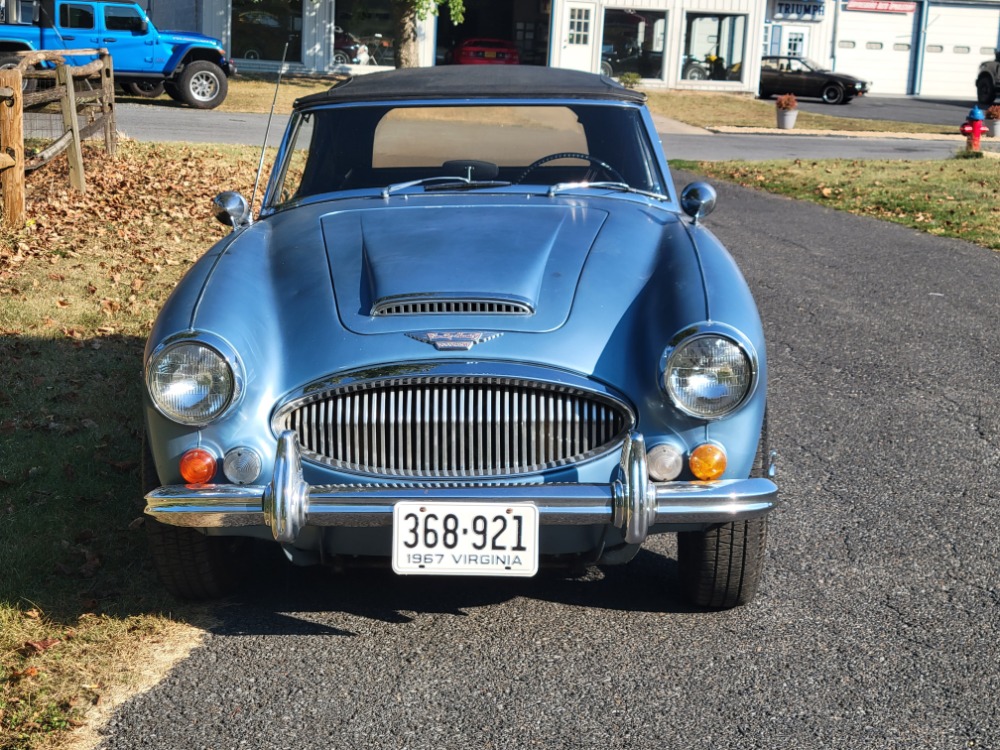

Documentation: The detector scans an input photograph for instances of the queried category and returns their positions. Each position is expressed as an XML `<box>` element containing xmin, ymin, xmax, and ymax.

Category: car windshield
<box><xmin>266</xmin><ymin>102</ymin><xmax>667</xmax><ymax>208</ymax></box>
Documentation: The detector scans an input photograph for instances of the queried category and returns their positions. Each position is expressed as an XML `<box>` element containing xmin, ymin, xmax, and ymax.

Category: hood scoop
<box><xmin>322</xmin><ymin>204</ymin><xmax>609</xmax><ymax>334</ymax></box>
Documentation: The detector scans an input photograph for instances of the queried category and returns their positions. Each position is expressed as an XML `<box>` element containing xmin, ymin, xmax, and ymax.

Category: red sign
<box><xmin>845</xmin><ymin>0</ymin><xmax>917</xmax><ymax>11</ymax></box>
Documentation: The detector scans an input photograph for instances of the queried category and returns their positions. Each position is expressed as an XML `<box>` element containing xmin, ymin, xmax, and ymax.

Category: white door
<box><xmin>560</xmin><ymin>1</ymin><xmax>598</xmax><ymax>72</ymax></box>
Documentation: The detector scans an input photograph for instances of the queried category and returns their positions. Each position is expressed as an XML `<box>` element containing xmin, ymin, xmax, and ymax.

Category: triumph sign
<box><xmin>772</xmin><ymin>0</ymin><xmax>825</xmax><ymax>19</ymax></box>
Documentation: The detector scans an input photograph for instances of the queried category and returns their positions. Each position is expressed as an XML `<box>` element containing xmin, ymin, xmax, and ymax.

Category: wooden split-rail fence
<box><xmin>0</xmin><ymin>48</ymin><xmax>117</xmax><ymax>229</ymax></box>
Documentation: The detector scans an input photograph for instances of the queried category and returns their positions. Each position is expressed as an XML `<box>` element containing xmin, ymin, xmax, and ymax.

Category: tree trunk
<box><xmin>392</xmin><ymin>0</ymin><xmax>421</xmax><ymax>68</ymax></box>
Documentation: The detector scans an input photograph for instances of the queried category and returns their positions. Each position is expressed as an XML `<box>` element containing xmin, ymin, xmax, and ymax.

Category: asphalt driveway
<box><xmin>794</xmin><ymin>95</ymin><xmax>980</xmax><ymax>126</ymax></box>
<box><xmin>96</xmin><ymin>172</ymin><xmax>1000</xmax><ymax>750</ymax></box>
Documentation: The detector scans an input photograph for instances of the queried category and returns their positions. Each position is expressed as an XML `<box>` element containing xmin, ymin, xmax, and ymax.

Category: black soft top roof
<box><xmin>294</xmin><ymin>66</ymin><xmax>647</xmax><ymax>109</ymax></box>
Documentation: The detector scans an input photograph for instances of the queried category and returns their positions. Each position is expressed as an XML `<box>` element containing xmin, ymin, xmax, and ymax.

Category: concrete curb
<box><xmin>706</xmin><ymin>125</ymin><xmax>964</xmax><ymax>140</ymax></box>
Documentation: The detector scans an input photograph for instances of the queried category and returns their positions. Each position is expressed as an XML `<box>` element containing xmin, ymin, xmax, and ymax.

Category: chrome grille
<box><xmin>372</xmin><ymin>299</ymin><xmax>532</xmax><ymax>316</ymax></box>
<box><xmin>277</xmin><ymin>378</ymin><xmax>631</xmax><ymax>478</ymax></box>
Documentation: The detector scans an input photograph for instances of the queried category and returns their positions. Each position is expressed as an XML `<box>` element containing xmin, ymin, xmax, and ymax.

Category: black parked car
<box><xmin>759</xmin><ymin>56</ymin><xmax>870</xmax><ymax>105</ymax></box>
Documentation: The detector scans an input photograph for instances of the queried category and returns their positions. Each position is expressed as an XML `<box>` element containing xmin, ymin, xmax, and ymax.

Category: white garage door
<box><xmin>920</xmin><ymin>6</ymin><xmax>1000</xmax><ymax>96</ymax></box>
<box><xmin>834</xmin><ymin>9</ymin><xmax>915</xmax><ymax>95</ymax></box>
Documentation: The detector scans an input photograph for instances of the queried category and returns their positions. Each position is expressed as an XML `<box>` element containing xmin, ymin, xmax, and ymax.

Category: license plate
<box><xmin>485</xmin><ymin>50</ymin><xmax>497</xmax><ymax>58</ymax></box>
<box><xmin>392</xmin><ymin>502</ymin><xmax>538</xmax><ymax>577</ymax></box>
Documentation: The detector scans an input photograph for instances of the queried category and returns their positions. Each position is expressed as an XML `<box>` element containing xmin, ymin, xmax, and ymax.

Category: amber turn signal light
<box><xmin>689</xmin><ymin>443</ymin><xmax>727</xmax><ymax>481</ymax></box>
<box><xmin>179</xmin><ymin>448</ymin><xmax>217</xmax><ymax>484</ymax></box>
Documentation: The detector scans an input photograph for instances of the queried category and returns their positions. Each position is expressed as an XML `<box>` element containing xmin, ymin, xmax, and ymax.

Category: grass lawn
<box><xmin>1</xmin><ymin>142</ymin><xmax>261</xmax><ymax>750</ymax></box>
<box><xmin>643</xmin><ymin>90</ymin><xmax>952</xmax><ymax>135</ymax></box>
<box><xmin>671</xmin><ymin>157</ymin><xmax>1000</xmax><ymax>251</ymax></box>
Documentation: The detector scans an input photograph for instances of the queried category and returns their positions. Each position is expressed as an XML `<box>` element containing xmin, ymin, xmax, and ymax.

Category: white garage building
<box><xmin>152</xmin><ymin>0</ymin><xmax>1000</xmax><ymax>97</ymax></box>
<box><xmin>768</xmin><ymin>0</ymin><xmax>1000</xmax><ymax>95</ymax></box>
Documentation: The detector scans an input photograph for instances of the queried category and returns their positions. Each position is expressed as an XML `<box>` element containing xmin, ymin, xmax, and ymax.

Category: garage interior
<box><xmin>435</xmin><ymin>0</ymin><xmax>552</xmax><ymax>65</ymax></box>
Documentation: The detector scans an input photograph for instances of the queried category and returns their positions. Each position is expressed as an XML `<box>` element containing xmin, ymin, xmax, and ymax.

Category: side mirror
<box><xmin>680</xmin><ymin>182</ymin><xmax>717</xmax><ymax>224</ymax></box>
<box><xmin>213</xmin><ymin>191</ymin><xmax>251</xmax><ymax>231</ymax></box>
<box><xmin>139</xmin><ymin>20</ymin><xmax>149</xmax><ymax>34</ymax></box>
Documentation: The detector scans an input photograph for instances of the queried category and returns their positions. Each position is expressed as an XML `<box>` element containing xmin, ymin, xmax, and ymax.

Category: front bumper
<box><xmin>145</xmin><ymin>431</ymin><xmax>778</xmax><ymax>547</ymax></box>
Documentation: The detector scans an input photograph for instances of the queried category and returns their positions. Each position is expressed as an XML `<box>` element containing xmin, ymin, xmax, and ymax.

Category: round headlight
<box><xmin>664</xmin><ymin>336</ymin><xmax>752</xmax><ymax>419</ymax></box>
<box><xmin>148</xmin><ymin>342</ymin><xmax>236</xmax><ymax>425</ymax></box>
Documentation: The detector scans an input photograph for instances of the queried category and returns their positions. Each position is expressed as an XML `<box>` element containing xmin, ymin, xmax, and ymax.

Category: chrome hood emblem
<box><xmin>407</xmin><ymin>331</ymin><xmax>503</xmax><ymax>351</ymax></box>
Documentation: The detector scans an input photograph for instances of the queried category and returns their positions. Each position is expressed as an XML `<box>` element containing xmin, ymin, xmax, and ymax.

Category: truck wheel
<box><xmin>676</xmin><ymin>412</ymin><xmax>771</xmax><ymax>609</ymax></box>
<box><xmin>123</xmin><ymin>80</ymin><xmax>165</xmax><ymax>98</ymax></box>
<box><xmin>0</xmin><ymin>56</ymin><xmax>37</xmax><ymax>94</ymax></box>
<box><xmin>977</xmin><ymin>75</ymin><xmax>997</xmax><ymax>107</ymax></box>
<box><xmin>143</xmin><ymin>439</ymin><xmax>245</xmax><ymax>599</ymax></box>
<box><xmin>175</xmin><ymin>60</ymin><xmax>228</xmax><ymax>109</ymax></box>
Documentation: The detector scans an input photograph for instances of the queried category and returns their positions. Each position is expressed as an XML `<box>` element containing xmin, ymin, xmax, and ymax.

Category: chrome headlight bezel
<box><xmin>660</xmin><ymin>324</ymin><xmax>758</xmax><ymax>420</ymax></box>
<box><xmin>146</xmin><ymin>333</ymin><xmax>244</xmax><ymax>426</ymax></box>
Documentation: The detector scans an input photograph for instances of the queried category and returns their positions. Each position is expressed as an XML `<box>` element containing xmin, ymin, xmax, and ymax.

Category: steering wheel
<box><xmin>515</xmin><ymin>152</ymin><xmax>625</xmax><ymax>185</ymax></box>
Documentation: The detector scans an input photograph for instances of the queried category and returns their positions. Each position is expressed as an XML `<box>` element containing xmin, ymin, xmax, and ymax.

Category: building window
<box><xmin>839</xmin><ymin>40</ymin><xmax>856</xmax><ymax>49</ymax></box>
<box><xmin>681</xmin><ymin>13</ymin><xmax>747</xmax><ymax>82</ymax></box>
<box><xmin>336</xmin><ymin>0</ymin><xmax>395</xmax><ymax>66</ymax></box>
<box><xmin>953</xmin><ymin>46</ymin><xmax>970</xmax><ymax>54</ymax></box>
<box><xmin>893</xmin><ymin>43</ymin><xmax>910</xmax><ymax>51</ymax></box>
<box><xmin>865</xmin><ymin>42</ymin><xmax>882</xmax><ymax>50</ymax></box>
<box><xmin>926</xmin><ymin>45</ymin><xmax>943</xmax><ymax>53</ymax></box>
<box><xmin>982</xmin><ymin>47</ymin><xmax>997</xmax><ymax>55</ymax></box>
<box><xmin>601</xmin><ymin>9</ymin><xmax>667</xmax><ymax>79</ymax></box>
<box><xmin>232</xmin><ymin>1</ymin><xmax>303</xmax><ymax>63</ymax></box>
<box><xmin>569</xmin><ymin>8</ymin><xmax>591</xmax><ymax>45</ymax></box>
<box><xmin>786</xmin><ymin>31</ymin><xmax>805</xmax><ymax>57</ymax></box>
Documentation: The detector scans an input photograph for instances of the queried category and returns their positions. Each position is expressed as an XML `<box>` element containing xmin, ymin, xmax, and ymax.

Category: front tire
<box><xmin>143</xmin><ymin>439</ymin><xmax>245</xmax><ymax>600</ymax></box>
<box><xmin>676</xmin><ymin>414</ymin><xmax>771</xmax><ymax>609</ymax></box>
<box><xmin>175</xmin><ymin>61</ymin><xmax>228</xmax><ymax>109</ymax></box>
<box><xmin>977</xmin><ymin>75</ymin><xmax>997</xmax><ymax>107</ymax></box>
<box><xmin>821</xmin><ymin>82</ymin><xmax>845</xmax><ymax>105</ymax></box>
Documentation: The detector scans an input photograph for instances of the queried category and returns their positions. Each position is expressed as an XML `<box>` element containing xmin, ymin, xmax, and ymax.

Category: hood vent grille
<box><xmin>373</xmin><ymin>299</ymin><xmax>533</xmax><ymax>316</ymax></box>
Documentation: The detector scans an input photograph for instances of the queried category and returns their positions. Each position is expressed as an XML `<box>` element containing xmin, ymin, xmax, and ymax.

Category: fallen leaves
<box><xmin>22</xmin><ymin>638</ymin><xmax>61</xmax><ymax>655</ymax></box>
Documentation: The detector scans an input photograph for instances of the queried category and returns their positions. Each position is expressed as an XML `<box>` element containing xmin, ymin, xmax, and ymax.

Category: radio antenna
<box><xmin>249</xmin><ymin>42</ymin><xmax>289</xmax><ymax>219</ymax></box>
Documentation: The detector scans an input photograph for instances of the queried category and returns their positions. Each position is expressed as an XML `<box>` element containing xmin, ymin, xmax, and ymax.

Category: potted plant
<box><xmin>775</xmin><ymin>93</ymin><xmax>798</xmax><ymax>130</ymax></box>
<box><xmin>985</xmin><ymin>104</ymin><xmax>1000</xmax><ymax>138</ymax></box>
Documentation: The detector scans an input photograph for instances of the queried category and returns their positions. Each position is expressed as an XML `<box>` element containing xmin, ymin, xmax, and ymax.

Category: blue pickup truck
<box><xmin>0</xmin><ymin>0</ymin><xmax>235</xmax><ymax>108</ymax></box>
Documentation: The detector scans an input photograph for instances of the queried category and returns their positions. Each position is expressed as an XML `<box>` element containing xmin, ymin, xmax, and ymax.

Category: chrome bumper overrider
<box><xmin>145</xmin><ymin>431</ymin><xmax>778</xmax><ymax>546</ymax></box>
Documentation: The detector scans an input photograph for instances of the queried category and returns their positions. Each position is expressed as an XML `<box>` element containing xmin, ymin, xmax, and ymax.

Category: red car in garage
<box><xmin>450</xmin><ymin>38</ymin><xmax>520</xmax><ymax>65</ymax></box>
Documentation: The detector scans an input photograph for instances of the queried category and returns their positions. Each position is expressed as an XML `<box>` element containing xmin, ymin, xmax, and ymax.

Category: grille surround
<box><xmin>273</xmin><ymin>373</ymin><xmax>633</xmax><ymax>479</ymax></box>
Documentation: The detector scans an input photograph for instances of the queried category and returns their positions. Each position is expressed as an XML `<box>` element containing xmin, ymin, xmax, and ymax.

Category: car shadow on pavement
<box><xmin>208</xmin><ymin>543</ymin><xmax>694</xmax><ymax>637</ymax></box>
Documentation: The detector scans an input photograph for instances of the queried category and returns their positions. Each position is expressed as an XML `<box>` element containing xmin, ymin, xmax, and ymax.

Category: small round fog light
<box><xmin>690</xmin><ymin>443</ymin><xmax>727</xmax><ymax>481</ymax></box>
<box><xmin>180</xmin><ymin>448</ymin><xmax>217</xmax><ymax>484</ymax></box>
<box><xmin>647</xmin><ymin>444</ymin><xmax>683</xmax><ymax>481</ymax></box>
<box><xmin>223</xmin><ymin>447</ymin><xmax>262</xmax><ymax>485</ymax></box>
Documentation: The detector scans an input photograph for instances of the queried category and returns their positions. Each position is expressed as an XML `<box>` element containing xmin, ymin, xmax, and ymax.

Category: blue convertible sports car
<box><xmin>142</xmin><ymin>66</ymin><xmax>778</xmax><ymax>609</ymax></box>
